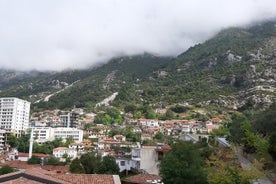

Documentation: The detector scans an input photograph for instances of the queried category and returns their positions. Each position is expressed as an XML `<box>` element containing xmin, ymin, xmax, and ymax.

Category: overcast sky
<box><xmin>0</xmin><ymin>0</ymin><xmax>276</xmax><ymax>71</ymax></box>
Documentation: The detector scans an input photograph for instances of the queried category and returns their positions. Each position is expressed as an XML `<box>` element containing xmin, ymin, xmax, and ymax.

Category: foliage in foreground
<box><xmin>0</xmin><ymin>165</ymin><xmax>15</xmax><ymax>175</ymax></box>
<box><xmin>229</xmin><ymin>104</ymin><xmax>276</xmax><ymax>160</ymax></box>
<box><xmin>207</xmin><ymin>148</ymin><xmax>262</xmax><ymax>184</ymax></box>
<box><xmin>69</xmin><ymin>152</ymin><xmax>119</xmax><ymax>175</ymax></box>
<box><xmin>159</xmin><ymin>141</ymin><xmax>208</xmax><ymax>184</ymax></box>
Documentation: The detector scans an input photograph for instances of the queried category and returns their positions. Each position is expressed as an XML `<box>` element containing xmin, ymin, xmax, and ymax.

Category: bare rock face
<box><xmin>49</xmin><ymin>80</ymin><xmax>69</xmax><ymax>89</ymax></box>
<box><xmin>225</xmin><ymin>50</ymin><xmax>242</xmax><ymax>63</ymax></box>
<box><xmin>158</xmin><ymin>71</ymin><xmax>168</xmax><ymax>77</ymax></box>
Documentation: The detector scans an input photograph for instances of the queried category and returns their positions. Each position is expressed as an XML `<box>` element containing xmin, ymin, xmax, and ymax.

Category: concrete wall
<box><xmin>140</xmin><ymin>147</ymin><xmax>159</xmax><ymax>175</ymax></box>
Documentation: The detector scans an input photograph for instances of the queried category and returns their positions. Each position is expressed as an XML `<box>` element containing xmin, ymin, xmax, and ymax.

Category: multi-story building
<box><xmin>131</xmin><ymin>144</ymin><xmax>171</xmax><ymax>175</ymax></box>
<box><xmin>31</xmin><ymin>127</ymin><xmax>52</xmax><ymax>143</ymax></box>
<box><xmin>0</xmin><ymin>129</ymin><xmax>6</xmax><ymax>148</ymax></box>
<box><xmin>0</xmin><ymin>97</ymin><xmax>30</xmax><ymax>136</ymax></box>
<box><xmin>30</xmin><ymin>127</ymin><xmax>83</xmax><ymax>143</ymax></box>
<box><xmin>53</xmin><ymin>127</ymin><xmax>83</xmax><ymax>142</ymax></box>
<box><xmin>51</xmin><ymin>112</ymin><xmax>79</xmax><ymax>128</ymax></box>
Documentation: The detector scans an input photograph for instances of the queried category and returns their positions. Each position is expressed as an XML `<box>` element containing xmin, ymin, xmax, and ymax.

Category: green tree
<box><xmin>145</xmin><ymin>107</ymin><xmax>156</xmax><ymax>119</ymax></box>
<box><xmin>268</xmin><ymin>132</ymin><xmax>276</xmax><ymax>160</ymax></box>
<box><xmin>84</xmin><ymin>123</ymin><xmax>94</xmax><ymax>130</ymax></box>
<box><xmin>207</xmin><ymin>149</ymin><xmax>262</xmax><ymax>184</ymax></box>
<box><xmin>159</xmin><ymin>141</ymin><xmax>208</xmax><ymax>184</ymax></box>
<box><xmin>65</xmin><ymin>136</ymin><xmax>74</xmax><ymax>147</ymax></box>
<box><xmin>154</xmin><ymin>132</ymin><xmax>164</xmax><ymax>141</ymax></box>
<box><xmin>45</xmin><ymin>157</ymin><xmax>63</xmax><ymax>166</ymax></box>
<box><xmin>70</xmin><ymin>158</ymin><xmax>85</xmax><ymax>174</ymax></box>
<box><xmin>27</xmin><ymin>156</ymin><xmax>41</xmax><ymax>164</ymax></box>
<box><xmin>229</xmin><ymin>112</ymin><xmax>248</xmax><ymax>144</ymax></box>
<box><xmin>94</xmin><ymin>113</ymin><xmax>112</xmax><ymax>125</ymax></box>
<box><xmin>107</xmin><ymin>107</ymin><xmax>123</xmax><ymax>125</ymax></box>
<box><xmin>252</xmin><ymin>104</ymin><xmax>276</xmax><ymax>136</ymax></box>
<box><xmin>17</xmin><ymin>133</ymin><xmax>30</xmax><ymax>153</ymax></box>
<box><xmin>52</xmin><ymin>137</ymin><xmax>63</xmax><ymax>148</ymax></box>
<box><xmin>96</xmin><ymin>155</ymin><xmax>119</xmax><ymax>174</ymax></box>
<box><xmin>80</xmin><ymin>152</ymin><xmax>101</xmax><ymax>174</ymax></box>
<box><xmin>133</xmin><ymin>111</ymin><xmax>142</xmax><ymax>119</ymax></box>
<box><xmin>165</xmin><ymin>109</ymin><xmax>175</xmax><ymax>120</ymax></box>
<box><xmin>0</xmin><ymin>165</ymin><xmax>15</xmax><ymax>175</ymax></box>
<box><xmin>7</xmin><ymin>134</ymin><xmax>19</xmax><ymax>148</ymax></box>
<box><xmin>125</xmin><ymin>129</ymin><xmax>141</xmax><ymax>142</ymax></box>
<box><xmin>124</xmin><ymin>104</ymin><xmax>137</xmax><ymax>113</ymax></box>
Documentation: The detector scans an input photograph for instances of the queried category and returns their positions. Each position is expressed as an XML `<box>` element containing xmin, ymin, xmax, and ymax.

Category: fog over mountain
<box><xmin>1</xmin><ymin>0</ymin><xmax>276</xmax><ymax>71</ymax></box>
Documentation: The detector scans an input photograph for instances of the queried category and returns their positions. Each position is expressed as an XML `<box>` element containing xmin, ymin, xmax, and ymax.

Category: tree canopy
<box><xmin>70</xmin><ymin>152</ymin><xmax>119</xmax><ymax>174</ymax></box>
<box><xmin>159</xmin><ymin>141</ymin><xmax>208</xmax><ymax>184</ymax></box>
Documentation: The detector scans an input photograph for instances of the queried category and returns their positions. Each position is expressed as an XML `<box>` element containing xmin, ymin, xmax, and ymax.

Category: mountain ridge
<box><xmin>0</xmin><ymin>21</ymin><xmax>275</xmax><ymax>111</ymax></box>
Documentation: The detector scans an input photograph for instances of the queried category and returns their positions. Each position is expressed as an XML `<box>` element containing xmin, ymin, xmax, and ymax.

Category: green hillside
<box><xmin>0</xmin><ymin>21</ymin><xmax>275</xmax><ymax>111</ymax></box>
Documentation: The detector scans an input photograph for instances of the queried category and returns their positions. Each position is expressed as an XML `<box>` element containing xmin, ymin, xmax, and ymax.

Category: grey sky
<box><xmin>0</xmin><ymin>0</ymin><xmax>276</xmax><ymax>71</ymax></box>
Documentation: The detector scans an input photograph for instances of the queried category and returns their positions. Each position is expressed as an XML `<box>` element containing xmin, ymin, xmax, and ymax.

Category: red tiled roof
<box><xmin>53</xmin><ymin>147</ymin><xmax>75</xmax><ymax>151</ymax></box>
<box><xmin>0</xmin><ymin>167</ymin><xmax>121</xmax><ymax>184</ymax></box>
<box><xmin>210</xmin><ymin>117</ymin><xmax>222</xmax><ymax>123</ymax></box>
<box><xmin>49</xmin><ymin>174</ymin><xmax>118</xmax><ymax>184</ymax></box>
<box><xmin>18</xmin><ymin>153</ymin><xmax>50</xmax><ymax>158</ymax></box>
<box><xmin>161</xmin><ymin>144</ymin><xmax>171</xmax><ymax>151</ymax></box>
<box><xmin>124</xmin><ymin>174</ymin><xmax>161</xmax><ymax>184</ymax></box>
<box><xmin>0</xmin><ymin>161</ymin><xmax>69</xmax><ymax>172</ymax></box>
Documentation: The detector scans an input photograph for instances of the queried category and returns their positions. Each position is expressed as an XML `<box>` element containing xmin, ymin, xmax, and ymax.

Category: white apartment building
<box><xmin>53</xmin><ymin>147</ymin><xmax>77</xmax><ymax>159</ymax></box>
<box><xmin>31</xmin><ymin>127</ymin><xmax>83</xmax><ymax>143</ymax></box>
<box><xmin>31</xmin><ymin>127</ymin><xmax>52</xmax><ymax>143</ymax></box>
<box><xmin>0</xmin><ymin>129</ymin><xmax>6</xmax><ymax>148</ymax></box>
<box><xmin>0</xmin><ymin>97</ymin><xmax>30</xmax><ymax>135</ymax></box>
<box><xmin>53</xmin><ymin>127</ymin><xmax>83</xmax><ymax>143</ymax></box>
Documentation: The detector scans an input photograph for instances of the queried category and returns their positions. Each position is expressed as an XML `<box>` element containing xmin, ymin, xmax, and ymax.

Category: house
<box><xmin>115</xmin><ymin>157</ymin><xmax>136</xmax><ymax>173</ymax></box>
<box><xmin>182</xmin><ymin>123</ymin><xmax>191</xmax><ymax>133</ymax></box>
<box><xmin>69</xmin><ymin>143</ymin><xmax>85</xmax><ymax>152</ymax></box>
<box><xmin>133</xmin><ymin>126</ymin><xmax>142</xmax><ymax>133</ymax></box>
<box><xmin>131</xmin><ymin>145</ymin><xmax>164</xmax><ymax>175</ymax></box>
<box><xmin>206</xmin><ymin>122</ymin><xmax>220</xmax><ymax>133</ymax></box>
<box><xmin>53</xmin><ymin>147</ymin><xmax>77</xmax><ymax>159</ymax></box>
<box><xmin>138</xmin><ymin>119</ymin><xmax>159</xmax><ymax>127</ymax></box>
<box><xmin>113</xmin><ymin>135</ymin><xmax>126</xmax><ymax>142</ymax></box>
<box><xmin>96</xmin><ymin>138</ymin><xmax>122</xmax><ymax>150</ymax></box>
<box><xmin>141</xmin><ymin>133</ymin><xmax>152</xmax><ymax>141</ymax></box>
<box><xmin>210</xmin><ymin>117</ymin><xmax>223</xmax><ymax>123</ymax></box>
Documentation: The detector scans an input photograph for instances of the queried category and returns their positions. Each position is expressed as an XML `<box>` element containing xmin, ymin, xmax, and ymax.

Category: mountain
<box><xmin>0</xmin><ymin>54</ymin><xmax>171</xmax><ymax>110</ymax></box>
<box><xmin>0</xmin><ymin>21</ymin><xmax>275</xmax><ymax>111</ymax></box>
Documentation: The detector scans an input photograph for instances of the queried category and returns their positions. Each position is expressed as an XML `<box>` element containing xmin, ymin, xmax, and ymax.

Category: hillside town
<box><xmin>0</xmin><ymin>97</ymin><xmax>232</xmax><ymax>183</ymax></box>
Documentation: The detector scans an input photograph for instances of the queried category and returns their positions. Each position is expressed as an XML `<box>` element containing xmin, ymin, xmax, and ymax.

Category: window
<box><xmin>120</xmin><ymin>161</ymin><xmax>125</xmax><ymax>166</ymax></box>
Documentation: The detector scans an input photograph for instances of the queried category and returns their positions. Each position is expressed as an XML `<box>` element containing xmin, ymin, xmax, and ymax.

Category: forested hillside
<box><xmin>0</xmin><ymin>21</ymin><xmax>275</xmax><ymax>111</ymax></box>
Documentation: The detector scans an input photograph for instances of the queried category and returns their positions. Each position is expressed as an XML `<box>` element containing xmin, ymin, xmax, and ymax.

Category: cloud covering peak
<box><xmin>0</xmin><ymin>0</ymin><xmax>276</xmax><ymax>71</ymax></box>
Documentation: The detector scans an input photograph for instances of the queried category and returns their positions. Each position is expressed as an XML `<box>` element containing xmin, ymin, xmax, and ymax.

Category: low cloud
<box><xmin>0</xmin><ymin>0</ymin><xmax>276</xmax><ymax>71</ymax></box>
